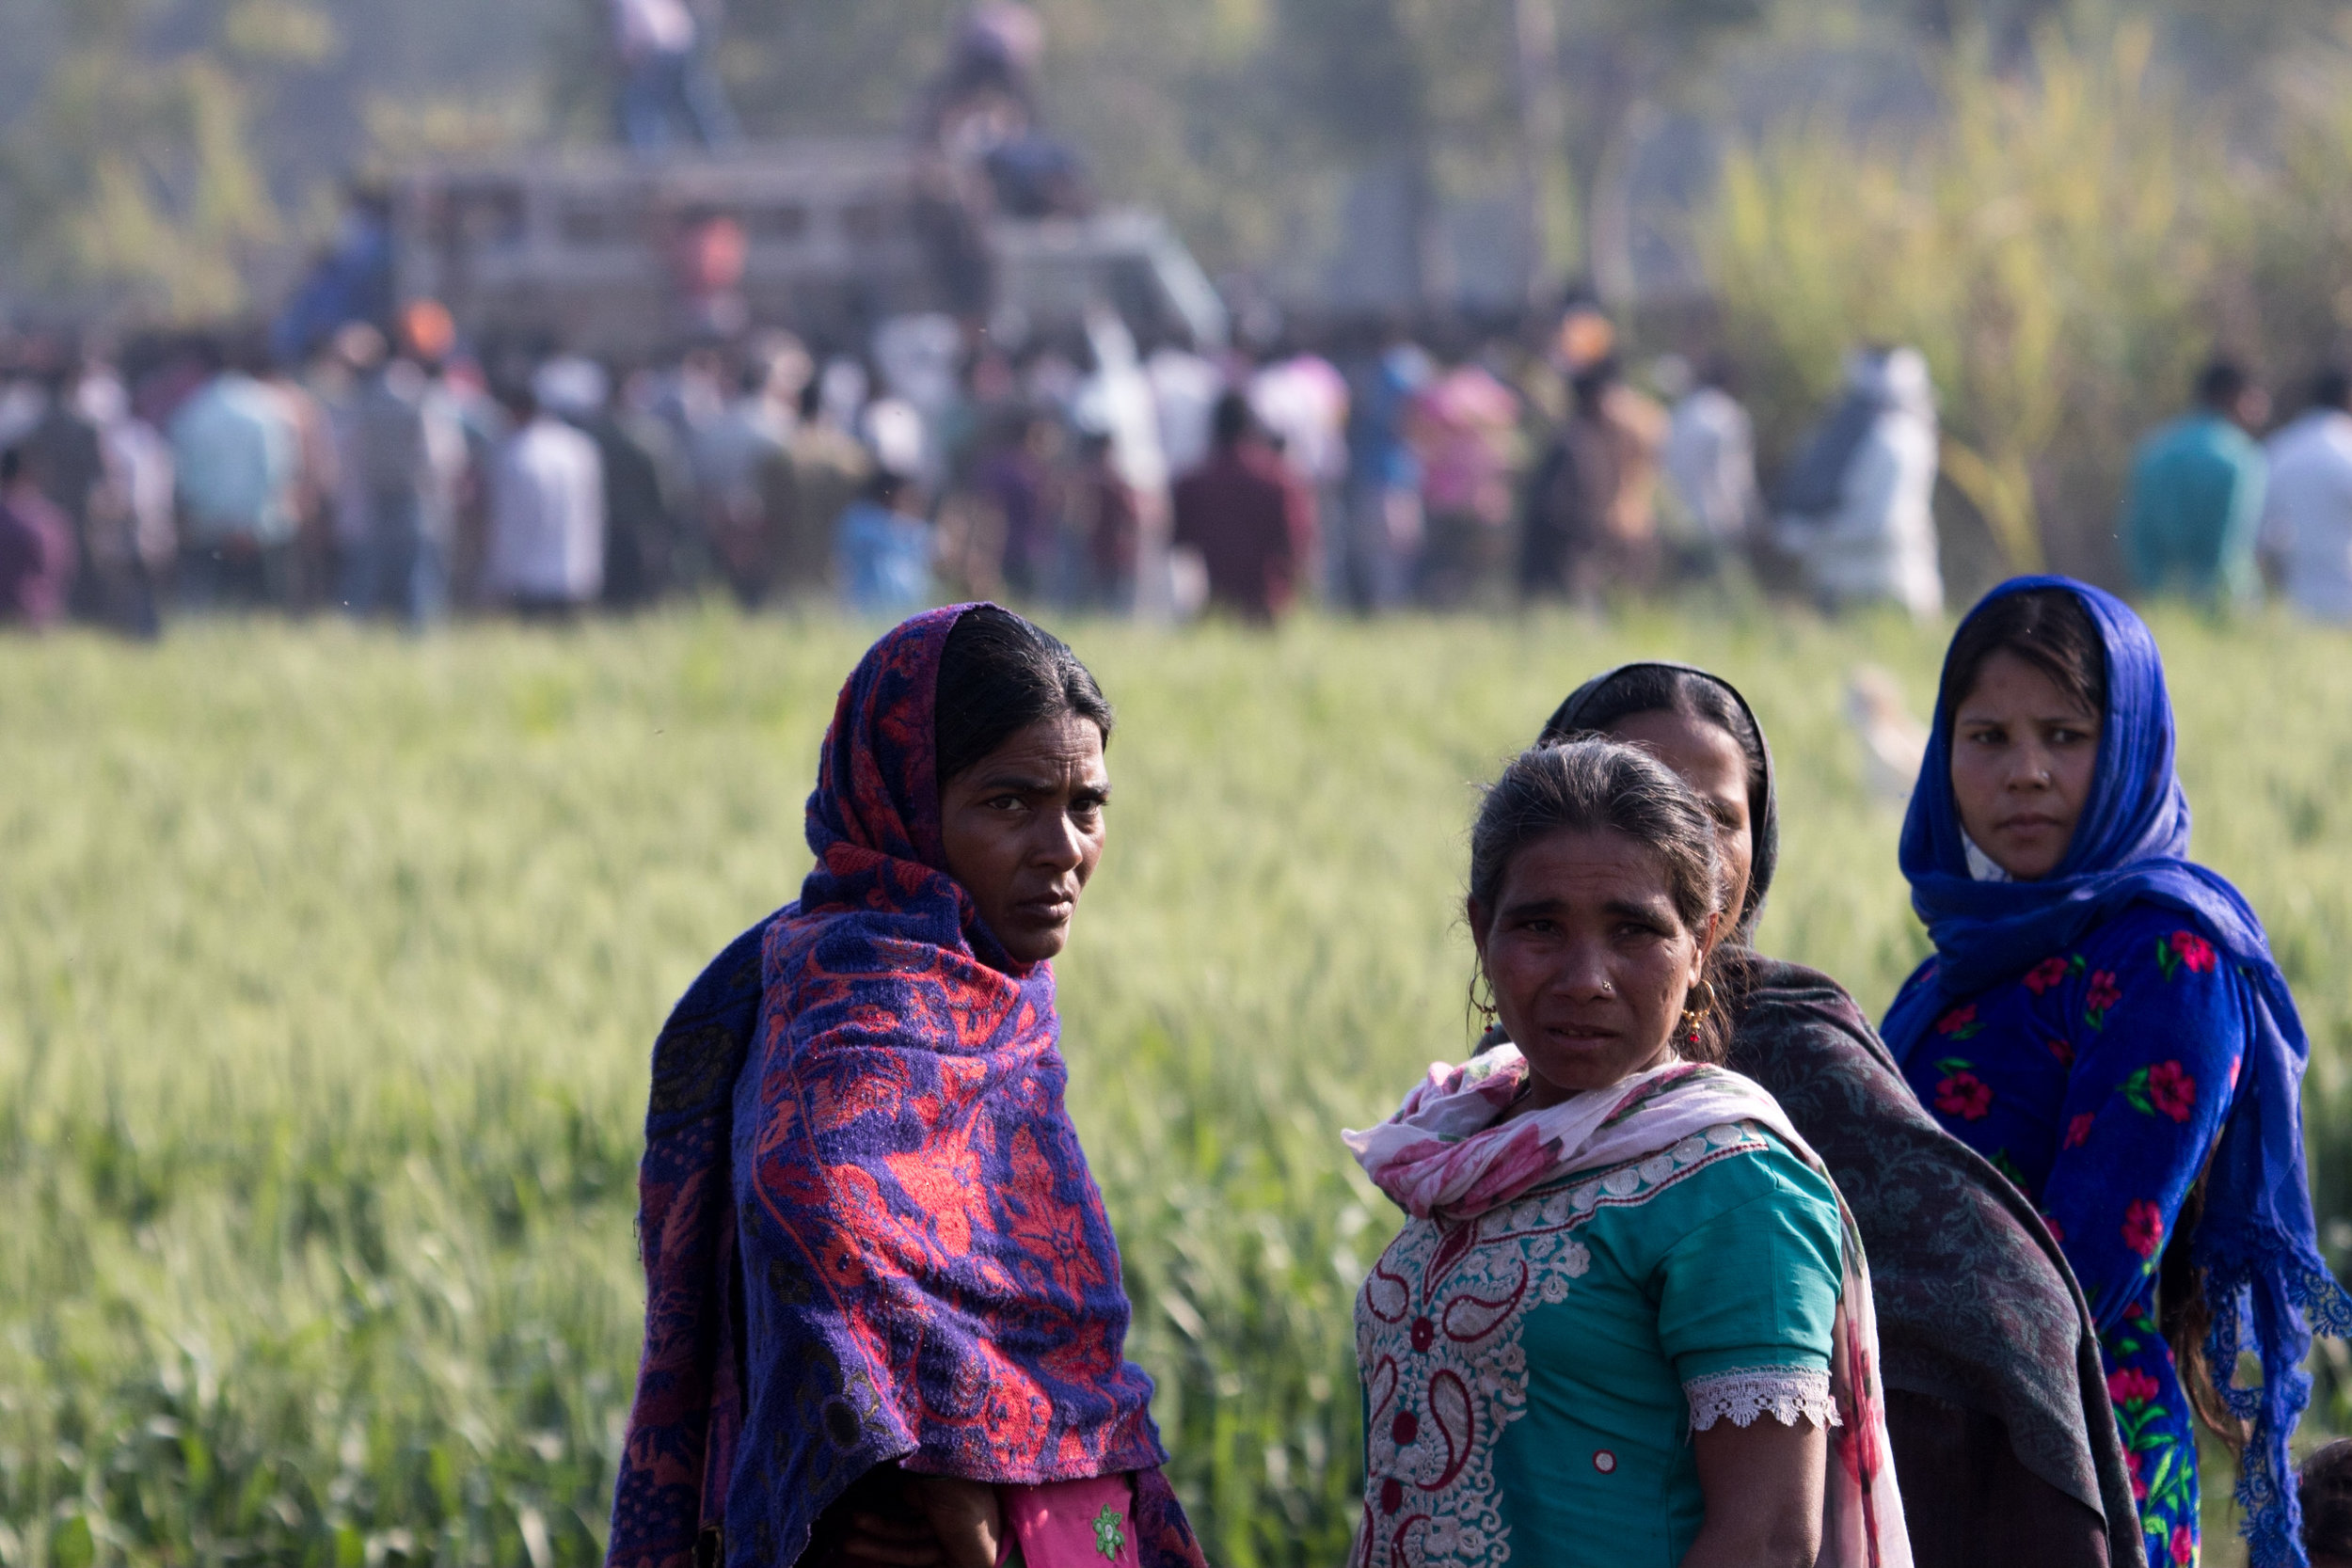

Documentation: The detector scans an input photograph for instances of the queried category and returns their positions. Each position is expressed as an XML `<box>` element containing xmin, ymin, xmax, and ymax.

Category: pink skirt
<box><xmin>995</xmin><ymin>1474</ymin><xmax>1140</xmax><ymax>1568</ymax></box>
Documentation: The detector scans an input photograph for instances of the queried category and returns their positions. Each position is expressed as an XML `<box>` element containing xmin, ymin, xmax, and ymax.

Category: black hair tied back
<box><xmin>1469</xmin><ymin>739</ymin><xmax>1733</xmax><ymax>1062</ymax></box>
<box><xmin>934</xmin><ymin>606</ymin><xmax>1115</xmax><ymax>785</ymax></box>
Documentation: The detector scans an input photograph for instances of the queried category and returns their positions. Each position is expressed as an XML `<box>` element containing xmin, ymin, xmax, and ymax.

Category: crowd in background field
<box><xmin>5</xmin><ymin>291</ymin><xmax>2352</xmax><ymax>637</ymax></box>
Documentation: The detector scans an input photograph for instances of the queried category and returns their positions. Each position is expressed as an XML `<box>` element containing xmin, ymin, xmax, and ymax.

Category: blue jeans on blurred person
<box><xmin>180</xmin><ymin>541</ymin><xmax>295</xmax><ymax>613</ymax></box>
<box><xmin>618</xmin><ymin>49</ymin><xmax>739</xmax><ymax>151</ymax></box>
<box><xmin>340</xmin><ymin>493</ymin><xmax>447</xmax><ymax>628</ymax></box>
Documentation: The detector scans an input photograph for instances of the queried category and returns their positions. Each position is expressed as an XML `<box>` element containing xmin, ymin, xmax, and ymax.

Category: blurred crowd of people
<box><xmin>12</xmin><ymin>282</ymin><xmax>2349</xmax><ymax>637</ymax></box>
<box><xmin>0</xmin><ymin>295</ymin><xmax>1954</xmax><ymax>635</ymax></box>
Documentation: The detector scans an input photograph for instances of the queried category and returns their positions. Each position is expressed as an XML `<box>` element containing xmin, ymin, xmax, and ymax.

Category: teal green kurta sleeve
<box><xmin>1655</xmin><ymin>1139</ymin><xmax>1844</xmax><ymax>1427</ymax></box>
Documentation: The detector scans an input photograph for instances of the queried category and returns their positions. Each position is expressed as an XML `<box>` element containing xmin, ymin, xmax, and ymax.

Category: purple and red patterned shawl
<box><xmin>607</xmin><ymin>606</ymin><xmax>1199</xmax><ymax>1568</ymax></box>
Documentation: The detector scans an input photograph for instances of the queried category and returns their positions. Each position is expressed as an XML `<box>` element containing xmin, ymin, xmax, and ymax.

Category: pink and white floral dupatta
<box><xmin>1344</xmin><ymin>1050</ymin><xmax>1913</xmax><ymax>1568</ymax></box>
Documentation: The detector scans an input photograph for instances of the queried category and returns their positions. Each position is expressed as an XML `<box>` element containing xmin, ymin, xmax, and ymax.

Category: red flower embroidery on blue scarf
<box><xmin>2024</xmin><ymin>957</ymin><xmax>2073</xmax><ymax>994</ymax></box>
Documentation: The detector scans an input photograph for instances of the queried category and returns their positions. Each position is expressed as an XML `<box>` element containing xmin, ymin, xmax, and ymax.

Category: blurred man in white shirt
<box><xmin>1773</xmin><ymin>346</ymin><xmax>1944</xmax><ymax>620</ymax></box>
<box><xmin>2262</xmin><ymin>368</ymin><xmax>2352</xmax><ymax>623</ymax></box>
<box><xmin>485</xmin><ymin>383</ymin><xmax>605</xmax><ymax>616</ymax></box>
<box><xmin>1660</xmin><ymin>356</ymin><xmax>1763</xmax><ymax>568</ymax></box>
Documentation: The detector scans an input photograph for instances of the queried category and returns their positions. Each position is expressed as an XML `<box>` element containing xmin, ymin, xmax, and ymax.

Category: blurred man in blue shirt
<box><xmin>835</xmin><ymin>470</ymin><xmax>933</xmax><ymax>616</ymax></box>
<box><xmin>1343</xmin><ymin>325</ymin><xmax>1431</xmax><ymax>611</ymax></box>
<box><xmin>2120</xmin><ymin>358</ymin><xmax>2269</xmax><ymax>605</ymax></box>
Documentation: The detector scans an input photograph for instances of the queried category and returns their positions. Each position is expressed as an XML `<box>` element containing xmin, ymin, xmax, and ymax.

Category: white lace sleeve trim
<box><xmin>1684</xmin><ymin>1366</ymin><xmax>1841</xmax><ymax>1432</ymax></box>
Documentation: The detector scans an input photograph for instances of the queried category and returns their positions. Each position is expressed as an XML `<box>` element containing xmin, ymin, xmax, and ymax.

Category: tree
<box><xmin>1549</xmin><ymin>0</ymin><xmax>1774</xmax><ymax>306</ymax></box>
<box><xmin>1258</xmin><ymin>0</ymin><xmax>1526</xmax><ymax>309</ymax></box>
<box><xmin>0</xmin><ymin>0</ymin><xmax>338</xmax><ymax>321</ymax></box>
<box><xmin>1703</xmin><ymin>23</ymin><xmax>2233</xmax><ymax>580</ymax></box>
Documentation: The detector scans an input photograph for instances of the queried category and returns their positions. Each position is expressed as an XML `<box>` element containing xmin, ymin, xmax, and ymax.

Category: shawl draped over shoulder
<box><xmin>606</xmin><ymin>606</ymin><xmax>1200</xmax><ymax>1568</ymax></box>
<box><xmin>1882</xmin><ymin>576</ymin><xmax>2352</xmax><ymax>1568</ymax></box>
<box><xmin>1736</xmin><ymin>959</ymin><xmax>2141</xmax><ymax>1568</ymax></box>
<box><xmin>1546</xmin><ymin>661</ymin><xmax>2143</xmax><ymax>1568</ymax></box>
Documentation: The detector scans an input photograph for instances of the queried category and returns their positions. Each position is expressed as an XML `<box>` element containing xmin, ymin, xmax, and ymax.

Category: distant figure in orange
<box><xmin>1171</xmin><ymin>392</ymin><xmax>1315</xmax><ymax>622</ymax></box>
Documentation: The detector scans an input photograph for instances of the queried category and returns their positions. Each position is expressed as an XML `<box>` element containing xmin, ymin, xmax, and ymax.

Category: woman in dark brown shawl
<box><xmin>1528</xmin><ymin>662</ymin><xmax>2145</xmax><ymax>1568</ymax></box>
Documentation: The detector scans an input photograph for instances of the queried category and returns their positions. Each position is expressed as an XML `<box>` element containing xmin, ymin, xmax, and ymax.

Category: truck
<box><xmin>387</xmin><ymin>138</ymin><xmax>1227</xmax><ymax>359</ymax></box>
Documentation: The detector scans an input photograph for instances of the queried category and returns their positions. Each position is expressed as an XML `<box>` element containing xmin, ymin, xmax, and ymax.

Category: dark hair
<box><xmin>1540</xmin><ymin>665</ymin><xmax>1772</xmax><ymax>932</ymax></box>
<box><xmin>2312</xmin><ymin>367</ymin><xmax>2352</xmax><ymax>414</ymax></box>
<box><xmin>866</xmin><ymin>468</ymin><xmax>912</xmax><ymax>509</ymax></box>
<box><xmin>1211</xmin><ymin>391</ymin><xmax>1254</xmax><ymax>447</ymax></box>
<box><xmin>2157</xmin><ymin>1175</ymin><xmax>2245</xmax><ymax>1455</ymax></box>
<box><xmin>1938</xmin><ymin>588</ymin><xmax>2107</xmax><ymax>744</ymax></box>
<box><xmin>2302</xmin><ymin>1439</ymin><xmax>2352</xmax><ymax>1559</ymax></box>
<box><xmin>226</xmin><ymin>329</ymin><xmax>274</xmax><ymax>379</ymax></box>
<box><xmin>934</xmin><ymin>607</ymin><xmax>1115</xmax><ymax>785</ymax></box>
<box><xmin>2195</xmin><ymin>357</ymin><xmax>2250</xmax><ymax>409</ymax></box>
<box><xmin>1469</xmin><ymin>739</ymin><xmax>1731</xmax><ymax>1061</ymax></box>
<box><xmin>1570</xmin><ymin>356</ymin><xmax>1621</xmax><ymax>412</ymax></box>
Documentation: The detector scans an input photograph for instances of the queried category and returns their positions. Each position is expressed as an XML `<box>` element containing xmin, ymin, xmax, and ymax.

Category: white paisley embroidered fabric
<box><xmin>1683</xmin><ymin>1365</ymin><xmax>1841</xmax><ymax>1433</ymax></box>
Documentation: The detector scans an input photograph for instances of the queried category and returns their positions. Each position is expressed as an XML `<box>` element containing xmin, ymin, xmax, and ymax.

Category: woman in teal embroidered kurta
<box><xmin>1345</xmin><ymin>738</ymin><xmax>1908</xmax><ymax>1568</ymax></box>
<box><xmin>1358</xmin><ymin>1121</ymin><xmax>1845</xmax><ymax>1565</ymax></box>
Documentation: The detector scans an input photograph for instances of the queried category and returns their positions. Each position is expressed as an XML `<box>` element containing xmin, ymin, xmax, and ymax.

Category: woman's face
<box><xmin>1470</xmin><ymin>828</ymin><xmax>1713</xmax><ymax>1108</ymax></box>
<box><xmin>1608</xmin><ymin>708</ymin><xmax>1754</xmax><ymax>929</ymax></box>
<box><xmin>939</xmin><ymin>712</ymin><xmax>1108</xmax><ymax>964</ymax></box>
<box><xmin>1948</xmin><ymin>650</ymin><xmax>2102</xmax><ymax>881</ymax></box>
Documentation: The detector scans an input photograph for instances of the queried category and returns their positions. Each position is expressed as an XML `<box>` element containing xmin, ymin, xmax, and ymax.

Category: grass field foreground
<box><xmin>6</xmin><ymin>605</ymin><xmax>2351</xmax><ymax>1566</ymax></box>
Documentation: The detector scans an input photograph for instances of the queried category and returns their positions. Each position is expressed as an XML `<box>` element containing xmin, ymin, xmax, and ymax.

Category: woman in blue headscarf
<box><xmin>1883</xmin><ymin>577</ymin><xmax>2352</xmax><ymax>1568</ymax></box>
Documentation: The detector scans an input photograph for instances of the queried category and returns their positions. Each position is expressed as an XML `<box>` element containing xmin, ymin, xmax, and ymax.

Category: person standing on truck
<box><xmin>611</xmin><ymin>0</ymin><xmax>739</xmax><ymax>152</ymax></box>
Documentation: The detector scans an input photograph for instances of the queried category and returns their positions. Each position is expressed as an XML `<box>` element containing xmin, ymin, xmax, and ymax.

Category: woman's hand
<box><xmin>898</xmin><ymin>1476</ymin><xmax>1003</xmax><ymax>1568</ymax></box>
<box><xmin>1681</xmin><ymin>1416</ymin><xmax>1827</xmax><ymax>1568</ymax></box>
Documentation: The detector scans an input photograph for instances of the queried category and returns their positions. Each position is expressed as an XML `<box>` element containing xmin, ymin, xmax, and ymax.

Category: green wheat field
<box><xmin>7</xmin><ymin>604</ymin><xmax>2351</xmax><ymax>1567</ymax></box>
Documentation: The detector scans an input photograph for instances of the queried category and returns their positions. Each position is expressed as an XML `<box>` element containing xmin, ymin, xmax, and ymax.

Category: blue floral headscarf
<box><xmin>1883</xmin><ymin>575</ymin><xmax>2352</xmax><ymax>1568</ymax></box>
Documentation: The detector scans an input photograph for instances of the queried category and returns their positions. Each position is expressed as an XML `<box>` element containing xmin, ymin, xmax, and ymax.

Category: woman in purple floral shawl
<box><xmin>607</xmin><ymin>606</ymin><xmax>1204</xmax><ymax>1568</ymax></box>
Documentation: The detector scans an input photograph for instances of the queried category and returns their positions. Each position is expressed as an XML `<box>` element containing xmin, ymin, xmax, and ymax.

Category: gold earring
<box><xmin>1680</xmin><ymin>978</ymin><xmax>1719</xmax><ymax>1045</ymax></box>
<box><xmin>1473</xmin><ymin>974</ymin><xmax>1500</xmax><ymax>1028</ymax></box>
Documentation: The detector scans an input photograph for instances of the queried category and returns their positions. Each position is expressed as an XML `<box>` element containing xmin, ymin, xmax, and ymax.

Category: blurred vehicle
<box><xmin>385</xmin><ymin>140</ymin><xmax>1226</xmax><ymax>358</ymax></box>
